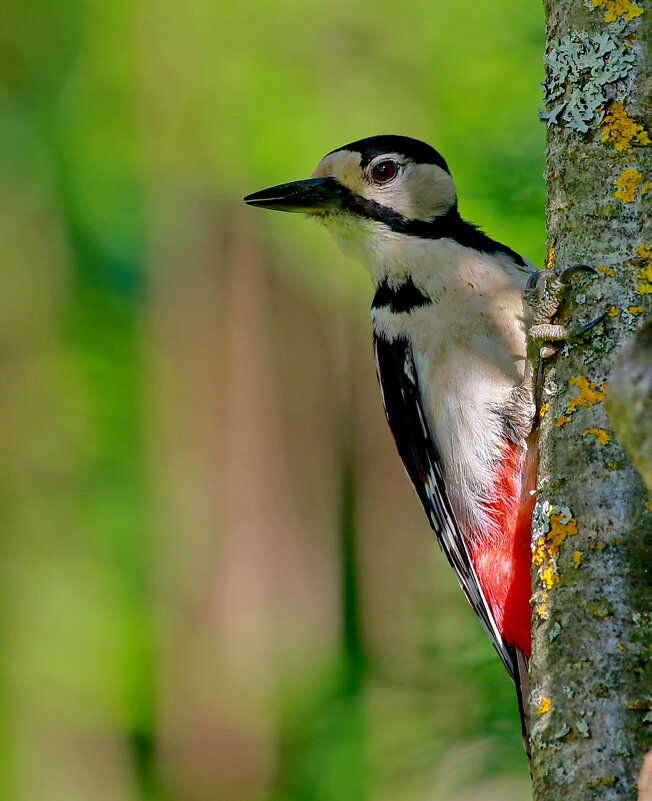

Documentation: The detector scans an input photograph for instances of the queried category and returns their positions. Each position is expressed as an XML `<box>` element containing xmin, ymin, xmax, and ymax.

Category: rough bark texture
<box><xmin>607</xmin><ymin>318</ymin><xmax>652</xmax><ymax>492</ymax></box>
<box><xmin>531</xmin><ymin>1</ymin><xmax>652</xmax><ymax>799</ymax></box>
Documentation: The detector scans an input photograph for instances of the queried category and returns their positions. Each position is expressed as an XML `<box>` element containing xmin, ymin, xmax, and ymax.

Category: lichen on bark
<box><xmin>531</xmin><ymin>1</ymin><xmax>652</xmax><ymax>799</ymax></box>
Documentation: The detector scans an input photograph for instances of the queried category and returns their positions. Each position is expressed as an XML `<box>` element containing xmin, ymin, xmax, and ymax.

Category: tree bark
<box><xmin>531</xmin><ymin>1</ymin><xmax>652</xmax><ymax>799</ymax></box>
<box><xmin>607</xmin><ymin>318</ymin><xmax>652</xmax><ymax>493</ymax></box>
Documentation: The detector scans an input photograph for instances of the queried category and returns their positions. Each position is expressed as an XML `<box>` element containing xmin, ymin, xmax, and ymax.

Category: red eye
<box><xmin>371</xmin><ymin>160</ymin><xmax>398</xmax><ymax>183</ymax></box>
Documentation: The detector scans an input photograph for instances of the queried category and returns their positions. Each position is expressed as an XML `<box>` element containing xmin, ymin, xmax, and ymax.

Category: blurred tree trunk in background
<box><xmin>531</xmin><ymin>0</ymin><xmax>652</xmax><ymax>798</ymax></box>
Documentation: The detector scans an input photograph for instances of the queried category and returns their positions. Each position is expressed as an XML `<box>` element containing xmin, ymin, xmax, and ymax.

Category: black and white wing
<box><xmin>373</xmin><ymin>332</ymin><xmax>516</xmax><ymax>678</ymax></box>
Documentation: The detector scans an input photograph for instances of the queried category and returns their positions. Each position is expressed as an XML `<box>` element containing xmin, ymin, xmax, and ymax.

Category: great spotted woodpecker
<box><xmin>245</xmin><ymin>135</ymin><xmax>602</xmax><ymax>747</ymax></box>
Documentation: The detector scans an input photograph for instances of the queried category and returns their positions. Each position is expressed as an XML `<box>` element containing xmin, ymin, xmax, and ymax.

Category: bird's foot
<box><xmin>524</xmin><ymin>265</ymin><xmax>605</xmax><ymax>358</ymax></box>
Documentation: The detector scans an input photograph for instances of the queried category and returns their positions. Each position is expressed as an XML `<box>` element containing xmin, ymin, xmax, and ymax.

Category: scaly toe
<box><xmin>529</xmin><ymin>323</ymin><xmax>569</xmax><ymax>341</ymax></box>
<box><xmin>529</xmin><ymin>311</ymin><xmax>606</xmax><ymax>347</ymax></box>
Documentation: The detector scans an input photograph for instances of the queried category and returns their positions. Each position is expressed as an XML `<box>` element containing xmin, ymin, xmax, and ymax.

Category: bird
<box><xmin>244</xmin><ymin>135</ymin><xmax>599</xmax><ymax>749</ymax></box>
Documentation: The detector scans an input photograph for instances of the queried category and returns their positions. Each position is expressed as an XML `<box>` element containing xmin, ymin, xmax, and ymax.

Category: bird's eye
<box><xmin>370</xmin><ymin>160</ymin><xmax>399</xmax><ymax>183</ymax></box>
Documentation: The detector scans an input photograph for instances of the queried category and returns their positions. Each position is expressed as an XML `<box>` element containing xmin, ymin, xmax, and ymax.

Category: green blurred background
<box><xmin>1</xmin><ymin>1</ymin><xmax>546</xmax><ymax>799</ymax></box>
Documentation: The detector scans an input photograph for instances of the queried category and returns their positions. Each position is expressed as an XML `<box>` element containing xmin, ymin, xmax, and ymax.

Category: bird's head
<box><xmin>244</xmin><ymin>136</ymin><xmax>458</xmax><ymax>262</ymax></box>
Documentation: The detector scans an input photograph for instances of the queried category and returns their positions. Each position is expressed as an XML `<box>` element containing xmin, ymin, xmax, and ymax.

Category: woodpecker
<box><xmin>244</xmin><ymin>135</ymin><xmax>600</xmax><ymax>746</ymax></box>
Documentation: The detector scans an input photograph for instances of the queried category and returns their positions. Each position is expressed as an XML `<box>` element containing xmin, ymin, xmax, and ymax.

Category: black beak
<box><xmin>243</xmin><ymin>177</ymin><xmax>345</xmax><ymax>213</ymax></box>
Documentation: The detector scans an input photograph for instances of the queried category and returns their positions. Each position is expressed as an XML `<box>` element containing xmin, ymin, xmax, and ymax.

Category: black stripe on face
<box><xmin>337</xmin><ymin>192</ymin><xmax>527</xmax><ymax>268</ymax></box>
<box><xmin>372</xmin><ymin>277</ymin><xmax>431</xmax><ymax>313</ymax></box>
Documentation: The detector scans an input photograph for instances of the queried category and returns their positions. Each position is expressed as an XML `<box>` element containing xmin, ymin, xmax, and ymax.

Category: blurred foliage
<box><xmin>0</xmin><ymin>0</ymin><xmax>544</xmax><ymax>799</ymax></box>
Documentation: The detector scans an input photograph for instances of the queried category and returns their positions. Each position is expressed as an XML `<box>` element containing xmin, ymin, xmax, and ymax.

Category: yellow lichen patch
<box><xmin>573</xmin><ymin>551</ymin><xmax>583</xmax><ymax>568</ymax></box>
<box><xmin>532</xmin><ymin>544</ymin><xmax>546</xmax><ymax>567</ymax></box>
<box><xmin>636</xmin><ymin>243</ymin><xmax>652</xmax><ymax>293</ymax></box>
<box><xmin>628</xmin><ymin>306</ymin><xmax>644</xmax><ymax>315</ymax></box>
<box><xmin>592</xmin><ymin>0</ymin><xmax>644</xmax><ymax>21</ymax></box>
<box><xmin>638</xmin><ymin>260</ymin><xmax>652</xmax><ymax>294</ymax></box>
<box><xmin>567</xmin><ymin>376</ymin><xmax>607</xmax><ymax>412</ymax></box>
<box><xmin>601</xmin><ymin>102</ymin><xmax>651</xmax><ymax>152</ymax></box>
<box><xmin>645</xmin><ymin>501</ymin><xmax>652</xmax><ymax>512</ymax></box>
<box><xmin>537</xmin><ymin>697</ymin><xmax>552</xmax><ymax>715</ymax></box>
<box><xmin>597</xmin><ymin>264</ymin><xmax>616</xmax><ymax>277</ymax></box>
<box><xmin>583</xmin><ymin>427</ymin><xmax>611</xmax><ymax>445</ymax></box>
<box><xmin>614</xmin><ymin>168</ymin><xmax>644</xmax><ymax>202</ymax></box>
<box><xmin>539</xmin><ymin>403</ymin><xmax>549</xmax><ymax>418</ymax></box>
<box><xmin>616</xmin><ymin>643</ymin><xmax>624</xmax><ymax>650</ymax></box>
<box><xmin>533</xmin><ymin>511</ymin><xmax>579</xmax><ymax>592</ymax></box>
<box><xmin>643</xmin><ymin>182</ymin><xmax>652</xmax><ymax>195</ymax></box>
<box><xmin>607</xmin><ymin>305</ymin><xmax>619</xmax><ymax>317</ymax></box>
<box><xmin>549</xmin><ymin>513</ymin><xmax>578</xmax><ymax>550</ymax></box>
<box><xmin>555</xmin><ymin>377</ymin><xmax>607</xmax><ymax>429</ymax></box>
<box><xmin>536</xmin><ymin>593</ymin><xmax>549</xmax><ymax>617</ymax></box>
<box><xmin>545</xmin><ymin>245</ymin><xmax>556</xmax><ymax>269</ymax></box>
<box><xmin>540</xmin><ymin>563</ymin><xmax>557</xmax><ymax>590</ymax></box>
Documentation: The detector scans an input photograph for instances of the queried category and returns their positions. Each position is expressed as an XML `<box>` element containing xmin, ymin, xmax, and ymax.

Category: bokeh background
<box><xmin>1</xmin><ymin>1</ymin><xmax>546</xmax><ymax>799</ymax></box>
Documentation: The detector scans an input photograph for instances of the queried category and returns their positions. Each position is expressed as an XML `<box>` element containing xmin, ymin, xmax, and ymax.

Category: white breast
<box><xmin>370</xmin><ymin>237</ymin><xmax>531</xmax><ymax>541</ymax></box>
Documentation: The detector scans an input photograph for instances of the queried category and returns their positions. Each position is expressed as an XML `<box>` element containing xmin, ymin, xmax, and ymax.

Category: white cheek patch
<box><xmin>365</xmin><ymin>162</ymin><xmax>456</xmax><ymax>221</ymax></box>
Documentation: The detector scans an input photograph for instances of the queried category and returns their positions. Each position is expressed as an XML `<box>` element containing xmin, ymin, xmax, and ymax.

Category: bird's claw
<box><xmin>557</xmin><ymin>264</ymin><xmax>597</xmax><ymax>285</ymax></box>
<box><xmin>572</xmin><ymin>310</ymin><xmax>607</xmax><ymax>336</ymax></box>
<box><xmin>524</xmin><ymin>264</ymin><xmax>598</xmax><ymax>301</ymax></box>
<box><xmin>525</xmin><ymin>266</ymin><xmax>604</xmax><ymax>357</ymax></box>
<box><xmin>525</xmin><ymin>269</ymin><xmax>556</xmax><ymax>294</ymax></box>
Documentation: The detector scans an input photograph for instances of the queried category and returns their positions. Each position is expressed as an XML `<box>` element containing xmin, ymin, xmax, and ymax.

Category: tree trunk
<box><xmin>531</xmin><ymin>1</ymin><xmax>652</xmax><ymax>798</ymax></box>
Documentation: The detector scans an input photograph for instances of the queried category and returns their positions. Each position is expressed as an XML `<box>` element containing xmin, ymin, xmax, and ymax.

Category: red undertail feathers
<box><xmin>469</xmin><ymin>440</ymin><xmax>536</xmax><ymax>657</ymax></box>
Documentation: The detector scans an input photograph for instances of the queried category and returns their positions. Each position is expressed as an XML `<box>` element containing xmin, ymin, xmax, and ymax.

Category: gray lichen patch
<box><xmin>541</xmin><ymin>33</ymin><xmax>636</xmax><ymax>132</ymax></box>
